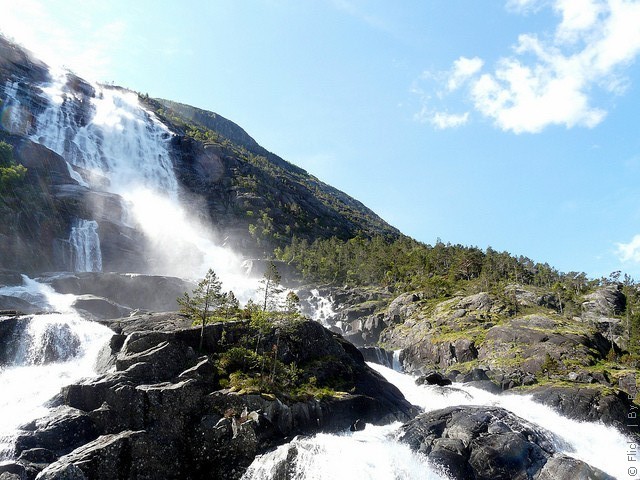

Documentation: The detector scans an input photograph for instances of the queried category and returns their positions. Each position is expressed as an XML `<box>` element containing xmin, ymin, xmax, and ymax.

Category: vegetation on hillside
<box><xmin>139</xmin><ymin>95</ymin><xmax>398</xmax><ymax>254</ymax></box>
<box><xmin>177</xmin><ymin>264</ymin><xmax>340</xmax><ymax>400</ymax></box>
<box><xmin>0</xmin><ymin>140</ymin><xmax>46</xmax><ymax>236</ymax></box>
<box><xmin>276</xmin><ymin>234</ymin><xmax>640</xmax><ymax>359</ymax></box>
<box><xmin>0</xmin><ymin>140</ymin><xmax>26</xmax><ymax>189</ymax></box>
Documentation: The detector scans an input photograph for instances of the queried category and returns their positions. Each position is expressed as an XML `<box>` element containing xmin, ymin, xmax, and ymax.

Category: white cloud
<box><xmin>430</xmin><ymin>111</ymin><xmax>470</xmax><ymax>129</ymax></box>
<box><xmin>0</xmin><ymin>0</ymin><xmax>128</xmax><ymax>81</ymax></box>
<box><xmin>447</xmin><ymin>57</ymin><xmax>484</xmax><ymax>91</ymax></box>
<box><xmin>616</xmin><ymin>234</ymin><xmax>640</xmax><ymax>263</ymax></box>
<box><xmin>417</xmin><ymin>0</ymin><xmax>640</xmax><ymax>133</ymax></box>
<box><xmin>506</xmin><ymin>0</ymin><xmax>546</xmax><ymax>14</ymax></box>
<box><xmin>554</xmin><ymin>0</ymin><xmax>604</xmax><ymax>42</ymax></box>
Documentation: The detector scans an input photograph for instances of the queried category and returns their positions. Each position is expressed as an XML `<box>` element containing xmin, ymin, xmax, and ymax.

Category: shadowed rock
<box><xmin>398</xmin><ymin>406</ymin><xmax>614</xmax><ymax>480</ymax></box>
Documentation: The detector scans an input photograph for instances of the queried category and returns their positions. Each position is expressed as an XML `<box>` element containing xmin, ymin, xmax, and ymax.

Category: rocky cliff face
<box><xmin>0</xmin><ymin>35</ymin><xmax>398</xmax><ymax>274</ymax></box>
<box><xmin>147</xmin><ymin>98</ymin><xmax>398</xmax><ymax>255</ymax></box>
<box><xmin>305</xmin><ymin>283</ymin><xmax>640</xmax><ymax>438</ymax></box>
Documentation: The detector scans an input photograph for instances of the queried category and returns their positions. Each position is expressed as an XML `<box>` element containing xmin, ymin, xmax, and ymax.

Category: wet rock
<box><xmin>0</xmin><ymin>462</ymin><xmax>26</xmax><ymax>480</ymax></box>
<box><xmin>14</xmin><ymin>406</ymin><xmax>98</xmax><ymax>457</ymax></box>
<box><xmin>459</xmin><ymin>368</ymin><xmax>490</xmax><ymax>382</ymax></box>
<box><xmin>415</xmin><ymin>371</ymin><xmax>452</xmax><ymax>387</ymax></box>
<box><xmin>17</xmin><ymin>448</ymin><xmax>57</xmax><ymax>464</ymax></box>
<box><xmin>536</xmin><ymin>455</ymin><xmax>613</xmax><ymax>480</ymax></box>
<box><xmin>47</xmin><ymin>273</ymin><xmax>195</xmax><ymax>314</ymax></box>
<box><xmin>463</xmin><ymin>380</ymin><xmax>503</xmax><ymax>394</ymax></box>
<box><xmin>0</xmin><ymin>296</ymin><xmax>40</xmax><ymax>315</ymax></box>
<box><xmin>36</xmin><ymin>430</ymin><xmax>157</xmax><ymax>480</ymax></box>
<box><xmin>0</xmin><ymin>317</ymin><xmax>21</xmax><ymax>364</ymax></box>
<box><xmin>350</xmin><ymin>419</ymin><xmax>366</xmax><ymax>432</ymax></box>
<box><xmin>71</xmin><ymin>295</ymin><xmax>132</xmax><ymax>320</ymax></box>
<box><xmin>398</xmin><ymin>406</ymin><xmax>613</xmax><ymax>480</ymax></box>
<box><xmin>524</xmin><ymin>385</ymin><xmax>639</xmax><ymax>438</ymax></box>
<box><xmin>0</xmin><ymin>473</ymin><xmax>23</xmax><ymax>480</ymax></box>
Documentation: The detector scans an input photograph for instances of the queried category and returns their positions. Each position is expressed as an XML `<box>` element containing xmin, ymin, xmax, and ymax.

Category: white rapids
<box><xmin>0</xmin><ymin>277</ymin><xmax>113</xmax><ymax>460</ymax></box>
<box><xmin>242</xmin><ymin>361</ymin><xmax>637</xmax><ymax>479</ymax></box>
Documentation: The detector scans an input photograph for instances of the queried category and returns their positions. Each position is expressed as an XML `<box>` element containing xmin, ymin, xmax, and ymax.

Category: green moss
<box><xmin>513</xmin><ymin>380</ymin><xmax>618</xmax><ymax>397</ymax></box>
<box><xmin>430</xmin><ymin>326</ymin><xmax>488</xmax><ymax>345</ymax></box>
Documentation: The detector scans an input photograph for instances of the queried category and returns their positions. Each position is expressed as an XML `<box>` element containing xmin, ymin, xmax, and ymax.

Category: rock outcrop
<box><xmin>398</xmin><ymin>406</ymin><xmax>613</xmax><ymax>480</ymax></box>
<box><xmin>46</xmin><ymin>273</ymin><xmax>195</xmax><ymax>317</ymax></box>
<box><xmin>523</xmin><ymin>385</ymin><xmax>638</xmax><ymax>437</ymax></box>
<box><xmin>11</xmin><ymin>315</ymin><xmax>416</xmax><ymax>479</ymax></box>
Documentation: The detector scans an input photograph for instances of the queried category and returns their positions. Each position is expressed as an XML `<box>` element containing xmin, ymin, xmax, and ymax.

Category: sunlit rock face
<box><xmin>1</xmin><ymin>33</ymin><xmax>400</xmax><ymax>279</ymax></box>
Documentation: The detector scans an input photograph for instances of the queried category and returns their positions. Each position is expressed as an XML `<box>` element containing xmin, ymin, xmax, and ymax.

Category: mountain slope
<box><xmin>145</xmin><ymin>97</ymin><xmax>399</xmax><ymax>252</ymax></box>
<box><xmin>0</xmin><ymin>35</ymin><xmax>398</xmax><ymax>272</ymax></box>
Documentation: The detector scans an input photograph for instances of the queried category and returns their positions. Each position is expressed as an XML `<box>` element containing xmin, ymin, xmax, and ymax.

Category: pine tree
<box><xmin>260</xmin><ymin>261</ymin><xmax>283</xmax><ymax>311</ymax></box>
<box><xmin>223</xmin><ymin>291</ymin><xmax>240</xmax><ymax>319</ymax></box>
<box><xmin>284</xmin><ymin>291</ymin><xmax>301</xmax><ymax>316</ymax></box>
<box><xmin>177</xmin><ymin>268</ymin><xmax>223</xmax><ymax>350</ymax></box>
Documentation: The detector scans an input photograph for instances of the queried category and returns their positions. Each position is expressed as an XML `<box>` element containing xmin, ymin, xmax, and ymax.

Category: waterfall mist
<box><xmin>6</xmin><ymin>69</ymin><xmax>260</xmax><ymax>294</ymax></box>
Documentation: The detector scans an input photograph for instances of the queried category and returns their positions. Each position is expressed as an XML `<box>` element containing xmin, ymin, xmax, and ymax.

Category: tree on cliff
<box><xmin>260</xmin><ymin>261</ymin><xmax>283</xmax><ymax>311</ymax></box>
<box><xmin>178</xmin><ymin>268</ymin><xmax>223</xmax><ymax>350</ymax></box>
<box><xmin>0</xmin><ymin>141</ymin><xmax>26</xmax><ymax>192</ymax></box>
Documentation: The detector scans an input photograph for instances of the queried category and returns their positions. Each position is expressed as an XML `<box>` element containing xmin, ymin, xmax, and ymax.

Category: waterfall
<box><xmin>0</xmin><ymin>277</ymin><xmax>113</xmax><ymax>460</ymax></box>
<box><xmin>0</xmin><ymin>80</ymin><xmax>28</xmax><ymax>134</ymax></box>
<box><xmin>32</xmin><ymin>71</ymin><xmax>178</xmax><ymax>196</ymax></box>
<box><xmin>305</xmin><ymin>289</ymin><xmax>338</xmax><ymax>328</ymax></box>
<box><xmin>1</xmin><ymin>68</ymin><xmax>261</xmax><ymax>295</ymax></box>
<box><xmin>69</xmin><ymin>219</ymin><xmax>102</xmax><ymax>272</ymax></box>
<box><xmin>392</xmin><ymin>349</ymin><xmax>402</xmax><ymax>372</ymax></box>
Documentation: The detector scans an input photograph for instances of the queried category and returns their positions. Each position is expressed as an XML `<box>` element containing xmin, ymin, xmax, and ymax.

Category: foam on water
<box><xmin>242</xmin><ymin>423</ymin><xmax>449</xmax><ymax>480</ymax></box>
<box><xmin>0</xmin><ymin>277</ymin><xmax>112</xmax><ymax>460</ymax></box>
<box><xmin>370</xmin><ymin>362</ymin><xmax>638</xmax><ymax>479</ymax></box>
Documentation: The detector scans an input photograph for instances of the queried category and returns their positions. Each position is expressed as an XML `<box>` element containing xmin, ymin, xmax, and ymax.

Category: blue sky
<box><xmin>2</xmin><ymin>0</ymin><xmax>640</xmax><ymax>280</ymax></box>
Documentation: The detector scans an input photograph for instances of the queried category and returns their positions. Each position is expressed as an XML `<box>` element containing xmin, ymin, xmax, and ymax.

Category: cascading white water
<box><xmin>392</xmin><ymin>349</ymin><xmax>402</xmax><ymax>372</ymax></box>
<box><xmin>3</xmin><ymin>69</ymin><xmax>260</xmax><ymax>296</ymax></box>
<box><xmin>0</xmin><ymin>277</ymin><xmax>113</xmax><ymax>460</ymax></box>
<box><xmin>1</xmin><ymin>80</ymin><xmax>27</xmax><ymax>133</ymax></box>
<box><xmin>69</xmin><ymin>218</ymin><xmax>103</xmax><ymax>272</ymax></box>
<box><xmin>33</xmin><ymin>70</ymin><xmax>178</xmax><ymax>196</ymax></box>
<box><xmin>242</xmin><ymin>423</ymin><xmax>449</xmax><ymax>480</ymax></box>
<box><xmin>305</xmin><ymin>289</ymin><xmax>338</xmax><ymax>328</ymax></box>
<box><xmin>243</xmin><ymin>351</ymin><xmax>636</xmax><ymax>479</ymax></box>
<box><xmin>369</xmin><ymin>363</ymin><xmax>638</xmax><ymax>480</ymax></box>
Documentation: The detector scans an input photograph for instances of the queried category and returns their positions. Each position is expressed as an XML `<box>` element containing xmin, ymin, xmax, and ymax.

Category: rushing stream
<box><xmin>243</xmin><ymin>360</ymin><xmax>637</xmax><ymax>480</ymax></box>
<box><xmin>242</xmin><ymin>422</ymin><xmax>448</xmax><ymax>480</ymax></box>
<box><xmin>1</xmin><ymin>280</ymin><xmax>635</xmax><ymax>477</ymax></box>
<box><xmin>0</xmin><ymin>278</ymin><xmax>113</xmax><ymax>460</ymax></box>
